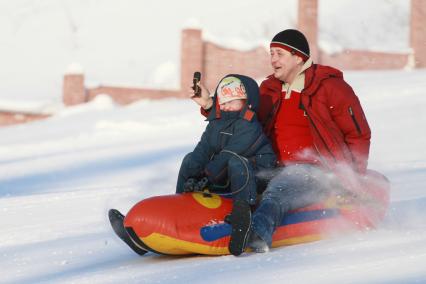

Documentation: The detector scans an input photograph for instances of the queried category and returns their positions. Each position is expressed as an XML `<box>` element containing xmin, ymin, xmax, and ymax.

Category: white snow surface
<box><xmin>1</xmin><ymin>69</ymin><xmax>426</xmax><ymax>283</ymax></box>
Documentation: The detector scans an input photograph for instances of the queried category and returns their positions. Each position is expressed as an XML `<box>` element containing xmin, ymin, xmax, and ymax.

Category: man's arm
<box><xmin>327</xmin><ymin>79</ymin><xmax>371</xmax><ymax>173</ymax></box>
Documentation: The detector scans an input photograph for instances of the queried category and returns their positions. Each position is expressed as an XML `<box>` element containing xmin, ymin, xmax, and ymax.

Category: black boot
<box><xmin>228</xmin><ymin>200</ymin><xmax>252</xmax><ymax>256</ymax></box>
<box><xmin>108</xmin><ymin>209</ymin><xmax>147</xmax><ymax>256</ymax></box>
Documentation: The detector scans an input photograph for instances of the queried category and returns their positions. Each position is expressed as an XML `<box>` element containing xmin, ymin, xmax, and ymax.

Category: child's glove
<box><xmin>196</xmin><ymin>177</ymin><xmax>210</xmax><ymax>191</ymax></box>
<box><xmin>183</xmin><ymin>177</ymin><xmax>210</xmax><ymax>192</ymax></box>
<box><xmin>183</xmin><ymin>178</ymin><xmax>197</xmax><ymax>192</ymax></box>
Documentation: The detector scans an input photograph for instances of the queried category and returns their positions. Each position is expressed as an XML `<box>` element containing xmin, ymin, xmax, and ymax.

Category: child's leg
<box><xmin>228</xmin><ymin>199</ymin><xmax>251</xmax><ymax>256</ymax></box>
<box><xmin>227</xmin><ymin>156</ymin><xmax>256</xmax><ymax>256</ymax></box>
<box><xmin>227</xmin><ymin>156</ymin><xmax>257</xmax><ymax>205</ymax></box>
<box><xmin>175</xmin><ymin>153</ymin><xmax>204</xmax><ymax>193</ymax></box>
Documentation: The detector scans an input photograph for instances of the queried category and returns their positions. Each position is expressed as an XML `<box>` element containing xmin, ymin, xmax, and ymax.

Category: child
<box><xmin>175</xmin><ymin>74</ymin><xmax>276</xmax><ymax>256</ymax></box>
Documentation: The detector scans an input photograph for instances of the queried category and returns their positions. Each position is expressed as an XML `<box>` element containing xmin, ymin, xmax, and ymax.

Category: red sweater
<box><xmin>272</xmin><ymin>90</ymin><xmax>317</xmax><ymax>165</ymax></box>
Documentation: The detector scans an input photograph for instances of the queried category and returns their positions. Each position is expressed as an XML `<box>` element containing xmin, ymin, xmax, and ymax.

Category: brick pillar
<box><xmin>410</xmin><ymin>0</ymin><xmax>426</xmax><ymax>68</ymax></box>
<box><xmin>63</xmin><ymin>64</ymin><xmax>86</xmax><ymax>106</ymax></box>
<box><xmin>180</xmin><ymin>28</ymin><xmax>203</xmax><ymax>91</ymax></box>
<box><xmin>297</xmin><ymin>0</ymin><xmax>319</xmax><ymax>63</ymax></box>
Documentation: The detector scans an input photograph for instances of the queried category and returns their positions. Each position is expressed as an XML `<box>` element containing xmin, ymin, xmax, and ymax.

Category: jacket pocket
<box><xmin>348</xmin><ymin>106</ymin><xmax>362</xmax><ymax>135</ymax></box>
<box><xmin>219</xmin><ymin>131</ymin><xmax>232</xmax><ymax>149</ymax></box>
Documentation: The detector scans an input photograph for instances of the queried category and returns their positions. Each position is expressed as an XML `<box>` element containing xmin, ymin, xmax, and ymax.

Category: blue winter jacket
<box><xmin>191</xmin><ymin>74</ymin><xmax>276</xmax><ymax>183</ymax></box>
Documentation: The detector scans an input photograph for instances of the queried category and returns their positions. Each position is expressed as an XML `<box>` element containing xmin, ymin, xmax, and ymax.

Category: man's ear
<box><xmin>296</xmin><ymin>56</ymin><xmax>304</xmax><ymax>65</ymax></box>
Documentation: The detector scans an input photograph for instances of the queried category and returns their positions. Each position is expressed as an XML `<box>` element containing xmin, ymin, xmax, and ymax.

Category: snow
<box><xmin>0</xmin><ymin>99</ymin><xmax>60</xmax><ymax>115</ymax></box>
<box><xmin>65</xmin><ymin>63</ymin><xmax>84</xmax><ymax>75</ymax></box>
<box><xmin>203</xmin><ymin>31</ymin><xmax>270</xmax><ymax>52</ymax></box>
<box><xmin>1</xmin><ymin>69</ymin><xmax>426</xmax><ymax>283</ymax></box>
<box><xmin>319</xmin><ymin>0</ymin><xmax>410</xmax><ymax>53</ymax></box>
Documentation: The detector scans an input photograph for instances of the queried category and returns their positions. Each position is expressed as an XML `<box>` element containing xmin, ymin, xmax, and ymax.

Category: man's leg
<box><xmin>251</xmin><ymin>164</ymin><xmax>333</xmax><ymax>247</ymax></box>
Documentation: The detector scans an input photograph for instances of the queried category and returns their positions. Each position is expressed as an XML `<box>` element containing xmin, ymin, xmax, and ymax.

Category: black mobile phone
<box><xmin>192</xmin><ymin>72</ymin><xmax>202</xmax><ymax>97</ymax></box>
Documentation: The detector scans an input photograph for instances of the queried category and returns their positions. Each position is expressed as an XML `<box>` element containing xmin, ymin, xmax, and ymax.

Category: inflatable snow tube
<box><xmin>124</xmin><ymin>170</ymin><xmax>390</xmax><ymax>255</ymax></box>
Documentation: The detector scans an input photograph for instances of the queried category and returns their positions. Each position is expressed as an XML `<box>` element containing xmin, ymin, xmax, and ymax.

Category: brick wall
<box><xmin>87</xmin><ymin>86</ymin><xmax>183</xmax><ymax>105</ymax></box>
<box><xmin>298</xmin><ymin>0</ymin><xmax>412</xmax><ymax>70</ymax></box>
<box><xmin>0</xmin><ymin>112</ymin><xmax>50</xmax><ymax>127</ymax></box>
<box><xmin>180</xmin><ymin>29</ymin><xmax>203</xmax><ymax>93</ymax></box>
<box><xmin>63</xmin><ymin>75</ymin><xmax>183</xmax><ymax>106</ymax></box>
<box><xmin>411</xmin><ymin>0</ymin><xmax>426</xmax><ymax>67</ymax></box>
<box><xmin>179</xmin><ymin>29</ymin><xmax>271</xmax><ymax>92</ymax></box>
<box><xmin>59</xmin><ymin>0</ymin><xmax>424</xmax><ymax>108</ymax></box>
<box><xmin>63</xmin><ymin>73</ymin><xmax>86</xmax><ymax>106</ymax></box>
<box><xmin>202</xmin><ymin>42</ymin><xmax>271</xmax><ymax>91</ymax></box>
<box><xmin>298</xmin><ymin>0</ymin><xmax>319</xmax><ymax>62</ymax></box>
<box><xmin>320</xmin><ymin>50</ymin><xmax>409</xmax><ymax>70</ymax></box>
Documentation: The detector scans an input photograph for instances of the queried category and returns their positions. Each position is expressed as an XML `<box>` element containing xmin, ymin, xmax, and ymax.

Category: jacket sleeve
<box><xmin>326</xmin><ymin>79</ymin><xmax>371</xmax><ymax>173</ymax></box>
<box><xmin>189</xmin><ymin>126</ymin><xmax>213</xmax><ymax>176</ymax></box>
<box><xmin>200</xmin><ymin>107</ymin><xmax>210</xmax><ymax>117</ymax></box>
<box><xmin>257</xmin><ymin>80</ymin><xmax>277</xmax><ymax>135</ymax></box>
<box><xmin>204</xmin><ymin>120</ymin><xmax>262</xmax><ymax>183</ymax></box>
<box><xmin>257</xmin><ymin>81</ymin><xmax>269</xmax><ymax>126</ymax></box>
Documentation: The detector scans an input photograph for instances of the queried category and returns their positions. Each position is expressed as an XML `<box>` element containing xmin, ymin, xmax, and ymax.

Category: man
<box><xmin>191</xmin><ymin>29</ymin><xmax>371</xmax><ymax>256</ymax></box>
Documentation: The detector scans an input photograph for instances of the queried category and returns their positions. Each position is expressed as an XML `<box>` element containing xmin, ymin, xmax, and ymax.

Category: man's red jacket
<box><xmin>258</xmin><ymin>64</ymin><xmax>371</xmax><ymax>174</ymax></box>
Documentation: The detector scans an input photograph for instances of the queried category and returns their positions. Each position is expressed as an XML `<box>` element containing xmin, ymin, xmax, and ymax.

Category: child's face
<box><xmin>219</xmin><ymin>99</ymin><xmax>245</xmax><ymax>112</ymax></box>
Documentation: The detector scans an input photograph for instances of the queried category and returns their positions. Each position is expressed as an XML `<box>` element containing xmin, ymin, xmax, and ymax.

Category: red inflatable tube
<box><xmin>123</xmin><ymin>170</ymin><xmax>390</xmax><ymax>255</ymax></box>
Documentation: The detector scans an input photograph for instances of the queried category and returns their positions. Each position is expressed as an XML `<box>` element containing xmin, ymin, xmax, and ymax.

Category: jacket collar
<box><xmin>262</xmin><ymin>60</ymin><xmax>343</xmax><ymax>97</ymax></box>
<box><xmin>218</xmin><ymin>110</ymin><xmax>240</xmax><ymax>120</ymax></box>
<box><xmin>282</xmin><ymin>58</ymin><xmax>313</xmax><ymax>97</ymax></box>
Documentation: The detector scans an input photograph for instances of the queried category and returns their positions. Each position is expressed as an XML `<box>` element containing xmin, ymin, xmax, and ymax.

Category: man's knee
<box><xmin>260</xmin><ymin>169</ymin><xmax>301</xmax><ymax>203</ymax></box>
<box><xmin>265</xmin><ymin>165</ymin><xmax>310</xmax><ymax>192</ymax></box>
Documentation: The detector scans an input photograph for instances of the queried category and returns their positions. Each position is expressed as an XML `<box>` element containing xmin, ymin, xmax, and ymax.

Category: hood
<box><xmin>303</xmin><ymin>64</ymin><xmax>343</xmax><ymax>96</ymax></box>
<box><xmin>207</xmin><ymin>74</ymin><xmax>260</xmax><ymax>121</ymax></box>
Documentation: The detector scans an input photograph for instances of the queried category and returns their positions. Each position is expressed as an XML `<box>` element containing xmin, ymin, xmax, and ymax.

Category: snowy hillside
<box><xmin>1</xmin><ymin>69</ymin><xmax>426</xmax><ymax>283</ymax></box>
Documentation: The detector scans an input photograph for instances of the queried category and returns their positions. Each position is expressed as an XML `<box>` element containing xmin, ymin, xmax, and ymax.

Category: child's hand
<box><xmin>183</xmin><ymin>177</ymin><xmax>210</xmax><ymax>192</ymax></box>
<box><xmin>188</xmin><ymin>83</ymin><xmax>213</xmax><ymax>110</ymax></box>
<box><xmin>183</xmin><ymin>178</ymin><xmax>197</xmax><ymax>192</ymax></box>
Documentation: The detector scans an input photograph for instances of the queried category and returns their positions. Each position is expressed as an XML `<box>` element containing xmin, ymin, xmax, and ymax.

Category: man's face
<box><xmin>270</xmin><ymin>47</ymin><xmax>303</xmax><ymax>83</ymax></box>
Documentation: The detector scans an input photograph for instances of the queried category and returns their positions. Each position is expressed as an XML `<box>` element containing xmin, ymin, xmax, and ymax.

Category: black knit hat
<box><xmin>270</xmin><ymin>29</ymin><xmax>310</xmax><ymax>61</ymax></box>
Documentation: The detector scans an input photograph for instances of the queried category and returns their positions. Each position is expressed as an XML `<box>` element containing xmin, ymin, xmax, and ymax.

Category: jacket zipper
<box><xmin>348</xmin><ymin>107</ymin><xmax>362</xmax><ymax>135</ymax></box>
<box><xmin>300</xmin><ymin>102</ymin><xmax>336</xmax><ymax>163</ymax></box>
